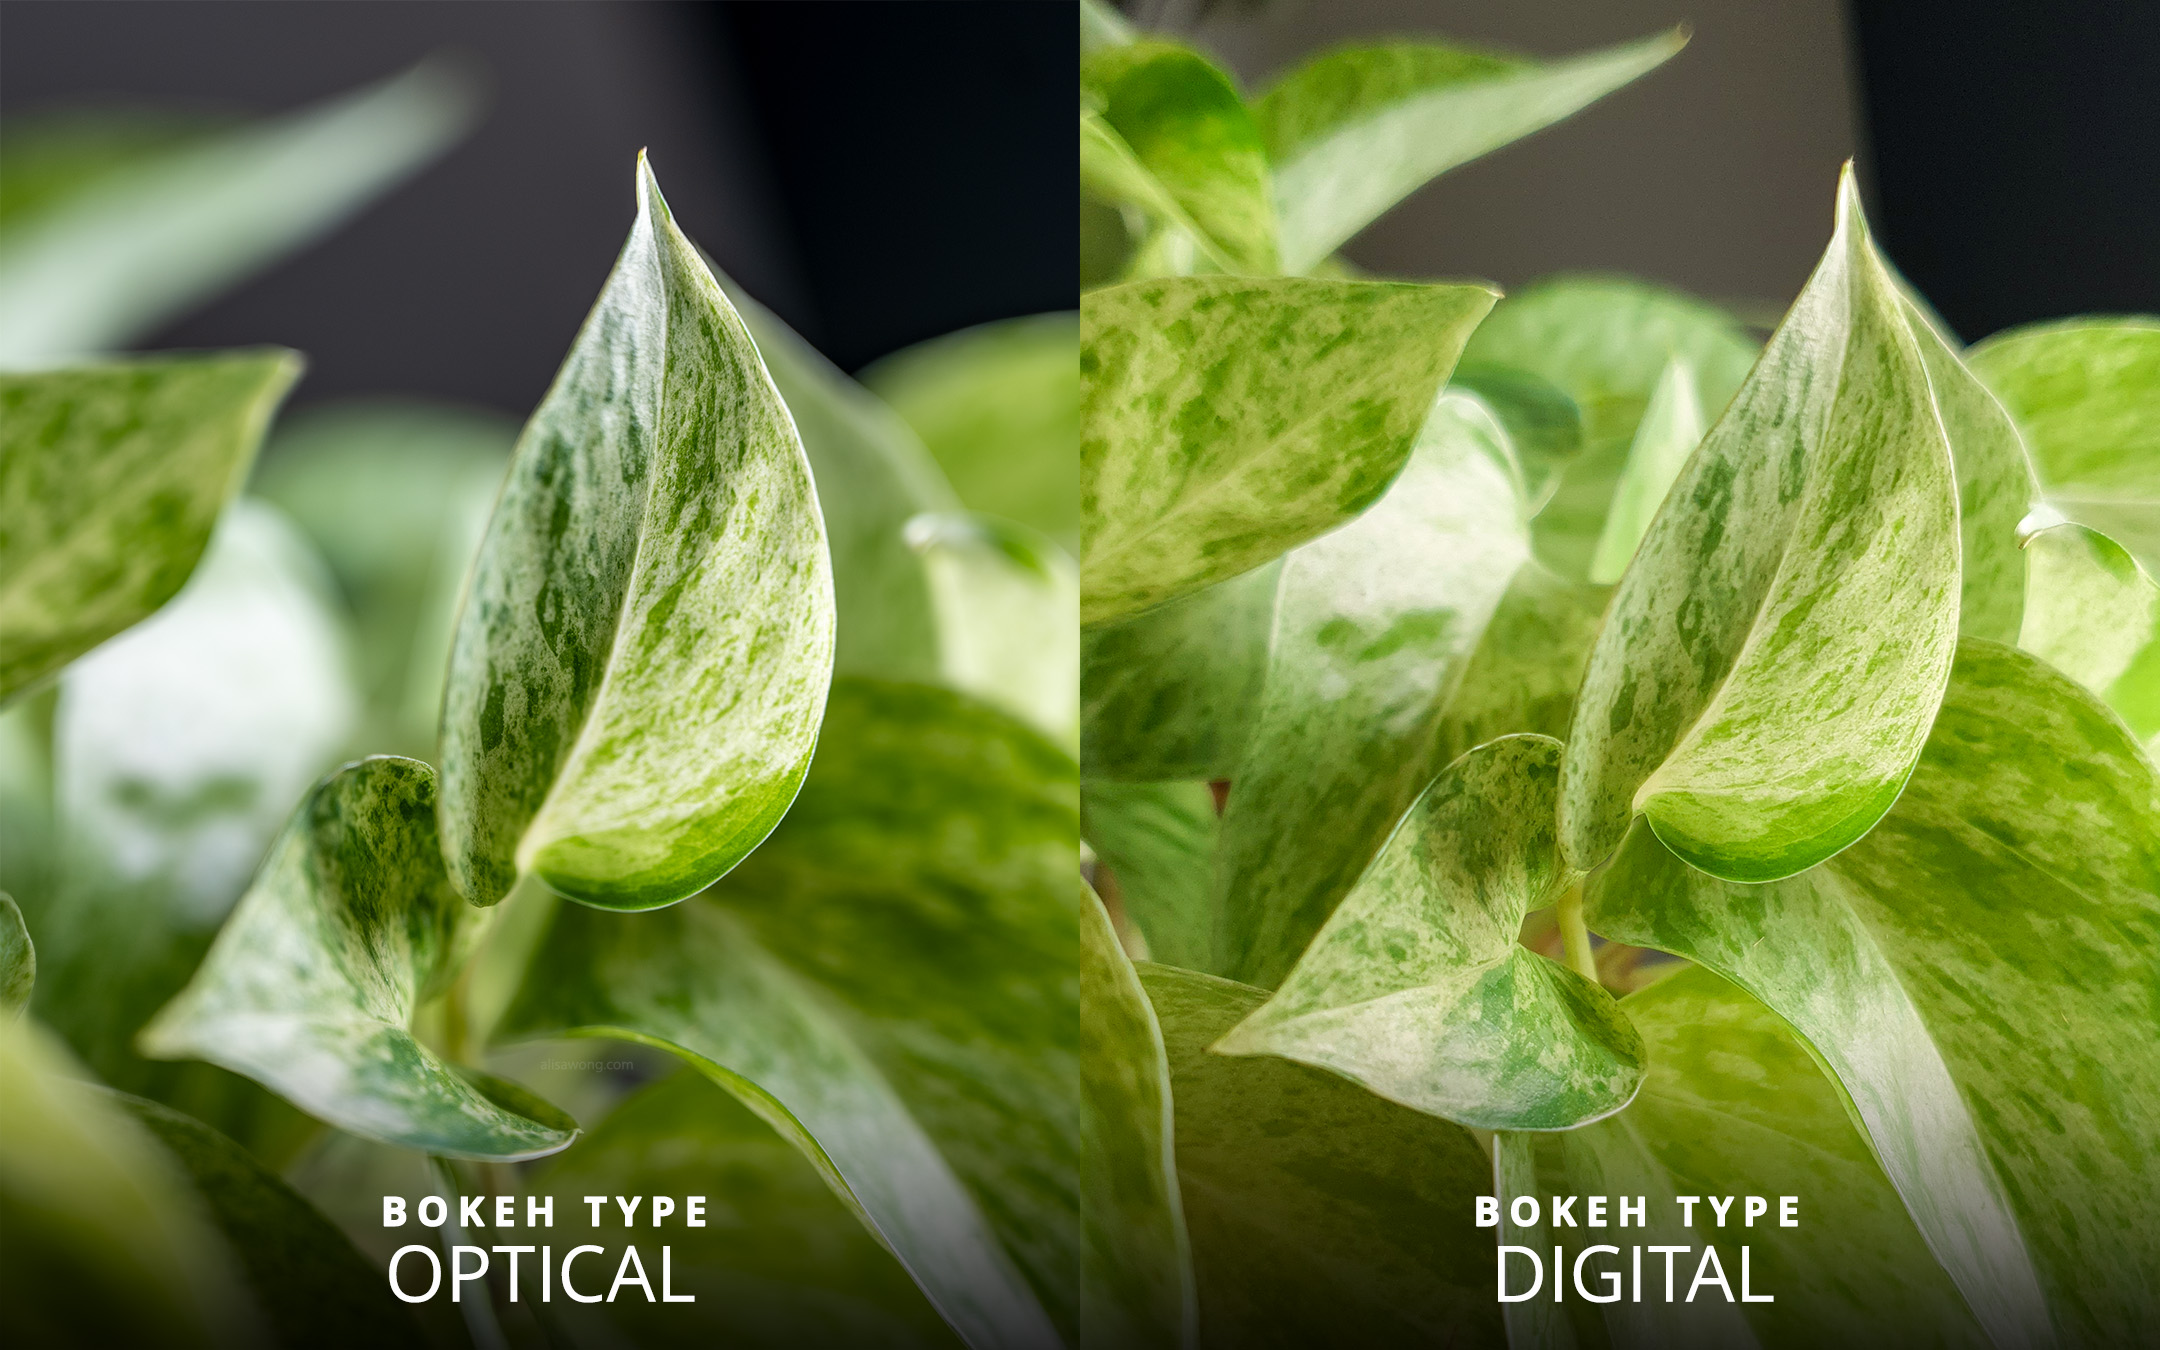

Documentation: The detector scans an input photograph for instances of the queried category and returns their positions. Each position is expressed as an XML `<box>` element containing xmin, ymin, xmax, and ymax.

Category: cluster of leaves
<box><xmin>1077</xmin><ymin>3</ymin><xmax>2160</xmax><ymax>1348</ymax></box>
<box><xmin>2</xmin><ymin>65</ymin><xmax>1081</xmax><ymax>1350</ymax></box>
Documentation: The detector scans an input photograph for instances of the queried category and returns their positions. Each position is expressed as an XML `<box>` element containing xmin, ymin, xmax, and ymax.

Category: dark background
<box><xmin>0</xmin><ymin>0</ymin><xmax>1075</xmax><ymax>415</ymax></box>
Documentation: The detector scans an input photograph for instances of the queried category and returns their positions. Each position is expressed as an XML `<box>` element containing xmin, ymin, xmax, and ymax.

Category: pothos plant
<box><xmin>2</xmin><ymin>66</ymin><xmax>1080</xmax><ymax>1350</ymax></box>
<box><xmin>1077</xmin><ymin>4</ymin><xmax>2160</xmax><ymax>1350</ymax></box>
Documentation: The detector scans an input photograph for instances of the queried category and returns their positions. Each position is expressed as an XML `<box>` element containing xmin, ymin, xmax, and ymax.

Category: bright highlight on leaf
<box><xmin>437</xmin><ymin>155</ymin><xmax>836</xmax><ymax>910</ymax></box>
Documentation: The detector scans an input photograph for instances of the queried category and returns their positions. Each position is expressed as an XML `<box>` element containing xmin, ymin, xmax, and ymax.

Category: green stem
<box><xmin>1555</xmin><ymin>879</ymin><xmax>1598</xmax><ymax>984</ymax></box>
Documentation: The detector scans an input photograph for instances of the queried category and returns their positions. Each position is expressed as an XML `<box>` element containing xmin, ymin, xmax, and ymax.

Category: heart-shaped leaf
<box><xmin>141</xmin><ymin>755</ymin><xmax>578</xmax><ymax>1162</ymax></box>
<box><xmin>2020</xmin><ymin>521</ymin><xmax>2160</xmax><ymax>749</ymax></box>
<box><xmin>909</xmin><ymin>512</ymin><xmax>1080</xmax><ymax>753</ymax></box>
<box><xmin>1081</xmin><ymin>275</ymin><xmax>1494</xmax><ymax>626</ymax></box>
<box><xmin>0</xmin><ymin>892</ymin><xmax>30</xmax><ymax>1016</ymax></box>
<box><xmin>436</xmin><ymin>156</ymin><xmax>835</xmax><ymax>910</ymax></box>
<box><xmin>1587</xmin><ymin>639</ymin><xmax>2160</xmax><ymax>1349</ymax></box>
<box><xmin>0</xmin><ymin>352</ymin><xmax>300</xmax><ymax>703</ymax></box>
<box><xmin>1255</xmin><ymin>30</ymin><xmax>1685</xmax><ymax>274</ymax></box>
<box><xmin>498</xmin><ymin>679</ymin><xmax>1078</xmax><ymax>1350</ymax></box>
<box><xmin>1081</xmin><ymin>781</ymin><xmax>1216</xmax><ymax>973</ymax></box>
<box><xmin>1220</xmin><ymin>737</ymin><xmax>1643</xmax><ymax>1129</ymax></box>
<box><xmin>1559</xmin><ymin>170</ymin><xmax>1963</xmax><ymax>882</ymax></box>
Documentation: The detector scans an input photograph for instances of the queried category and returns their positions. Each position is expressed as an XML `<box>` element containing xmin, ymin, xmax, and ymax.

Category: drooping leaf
<box><xmin>1214</xmin><ymin>393</ymin><xmax>1528</xmax><ymax>986</ymax></box>
<box><xmin>118</xmin><ymin>1092</ymin><xmax>423</xmax><ymax>1349</ymax></box>
<box><xmin>1448</xmin><ymin>363</ymin><xmax>1588</xmax><ymax>512</ymax></box>
<box><xmin>0</xmin><ymin>892</ymin><xmax>31</xmax><ymax>1015</ymax></box>
<box><xmin>140</xmin><ymin>755</ymin><xmax>578</xmax><ymax>1162</ymax></box>
<box><xmin>2019</xmin><ymin>521</ymin><xmax>2160</xmax><ymax>749</ymax></box>
<box><xmin>1220</xmin><ymin>737</ymin><xmax>1641</xmax><ymax>1129</ymax></box>
<box><xmin>1083</xmin><ymin>887</ymin><xmax>1195</xmax><ymax>1350</ymax></box>
<box><xmin>1080</xmin><ymin>275</ymin><xmax>1495</xmax><ymax>626</ymax></box>
<box><xmin>1083</xmin><ymin>41</ymin><xmax>1278</xmax><ymax>275</ymax></box>
<box><xmin>499</xmin><ymin>679</ymin><xmax>1078</xmax><ymax>1350</ymax></box>
<box><xmin>0</xmin><ymin>64</ymin><xmax>472</xmax><ymax>364</ymax></box>
<box><xmin>1254</xmin><ymin>30</ymin><xmax>1686</xmax><ymax>274</ymax></box>
<box><xmin>252</xmin><ymin>400</ymin><xmax>515</xmax><ymax>758</ymax></box>
<box><xmin>1139</xmin><ymin>962</ymin><xmax>1502</xmax><ymax>1348</ymax></box>
<box><xmin>1970</xmin><ymin>318</ymin><xmax>2160</xmax><ymax>574</ymax></box>
<box><xmin>1587</xmin><ymin>356</ymin><xmax>1703</xmax><ymax>584</ymax></box>
<box><xmin>863</xmin><ymin>312</ymin><xmax>1081</xmax><ymax>552</ymax></box>
<box><xmin>1080</xmin><ymin>561</ymin><xmax>1279</xmax><ymax>783</ymax></box>
<box><xmin>530</xmin><ymin>1068</ymin><xmax>964</xmax><ymax>1349</ymax></box>
<box><xmin>1559</xmin><ymin>170</ymin><xmax>1963</xmax><ymax>883</ymax></box>
<box><xmin>436</xmin><ymin>156</ymin><xmax>835</xmax><ymax>910</ymax></box>
<box><xmin>1082</xmin><ymin>780</ymin><xmax>1217</xmax><ymax>973</ymax></box>
<box><xmin>1587</xmin><ymin>639</ymin><xmax>2160</xmax><ymax>1349</ymax></box>
<box><xmin>0</xmin><ymin>351</ymin><xmax>300</xmax><ymax>703</ymax></box>
<box><xmin>909</xmin><ymin>513</ymin><xmax>1080</xmax><ymax>753</ymax></box>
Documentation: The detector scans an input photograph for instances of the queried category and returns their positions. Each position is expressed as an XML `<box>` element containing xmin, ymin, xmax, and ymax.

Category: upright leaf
<box><xmin>2019</xmin><ymin>522</ymin><xmax>2160</xmax><ymax>748</ymax></box>
<box><xmin>1220</xmin><ymin>737</ymin><xmax>1643</xmax><ymax>1129</ymax></box>
<box><xmin>500</xmin><ymin>680</ymin><xmax>1078</xmax><ymax>1350</ymax></box>
<box><xmin>0</xmin><ymin>352</ymin><xmax>300</xmax><ymax>703</ymax></box>
<box><xmin>1559</xmin><ymin>170</ymin><xmax>1963</xmax><ymax>882</ymax></box>
<box><xmin>141</xmin><ymin>756</ymin><xmax>578</xmax><ymax>1162</ymax></box>
<box><xmin>0</xmin><ymin>64</ymin><xmax>471</xmax><ymax>364</ymax></box>
<box><xmin>1588</xmin><ymin>640</ymin><xmax>2160</xmax><ymax>1349</ymax></box>
<box><xmin>1587</xmin><ymin>356</ymin><xmax>1703</xmax><ymax>584</ymax></box>
<box><xmin>1255</xmin><ymin>30</ymin><xmax>1685</xmax><ymax>273</ymax></box>
<box><xmin>1082</xmin><ymin>781</ymin><xmax>1217</xmax><ymax>973</ymax></box>
<box><xmin>437</xmin><ymin>156</ymin><xmax>835</xmax><ymax>910</ymax></box>
<box><xmin>909</xmin><ymin>513</ymin><xmax>1080</xmax><ymax>753</ymax></box>
<box><xmin>1081</xmin><ymin>275</ymin><xmax>1494</xmax><ymax>626</ymax></box>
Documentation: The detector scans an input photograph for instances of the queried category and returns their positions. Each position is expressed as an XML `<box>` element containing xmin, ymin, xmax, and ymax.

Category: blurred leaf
<box><xmin>0</xmin><ymin>351</ymin><xmax>300</xmax><ymax>703</ymax></box>
<box><xmin>1255</xmin><ymin>30</ymin><xmax>1686</xmax><ymax>273</ymax></box>
<box><xmin>1082</xmin><ymin>108</ymin><xmax>1228</xmax><ymax>279</ymax></box>
<box><xmin>1082</xmin><ymin>781</ymin><xmax>1216</xmax><ymax>973</ymax></box>
<box><xmin>142</xmin><ymin>756</ymin><xmax>579</xmax><ymax>1161</ymax></box>
<box><xmin>1081</xmin><ymin>275</ymin><xmax>1493</xmax><ymax>626</ymax></box>
<box><xmin>0</xmin><ymin>107</ymin><xmax>224</xmax><ymax>227</ymax></box>
<box><xmin>1435</xmin><ymin>561</ymin><xmax>1609</xmax><ymax>765</ymax></box>
<box><xmin>0</xmin><ymin>63</ymin><xmax>472</xmax><ymax>364</ymax></box>
<box><xmin>1448</xmin><ymin>364</ymin><xmax>1587</xmax><ymax>511</ymax></box>
<box><xmin>0</xmin><ymin>692</ymin><xmax>56</xmax><ymax>908</ymax></box>
<box><xmin>1082</xmin><ymin>888</ymin><xmax>1195</xmax><ymax>1350</ymax></box>
<box><xmin>863</xmin><ymin>313</ymin><xmax>1080</xmax><ymax>552</ymax></box>
<box><xmin>531</xmin><ymin>1068</ymin><xmax>964</xmax><ymax>1349</ymax></box>
<box><xmin>1970</xmin><ymin>317</ymin><xmax>2160</xmax><ymax>575</ymax></box>
<box><xmin>1588</xmin><ymin>640</ymin><xmax>2160</xmax><ymax>1349</ymax></box>
<box><xmin>1587</xmin><ymin>356</ymin><xmax>1702</xmax><ymax>584</ymax></box>
<box><xmin>253</xmin><ymin>400</ymin><xmax>515</xmax><ymax>759</ymax></box>
<box><xmin>1559</xmin><ymin>172</ymin><xmax>1961</xmax><ymax>883</ymax></box>
<box><xmin>909</xmin><ymin>512</ymin><xmax>1080</xmax><ymax>752</ymax></box>
<box><xmin>500</xmin><ymin>679</ymin><xmax>1079</xmax><ymax>1350</ymax></box>
<box><xmin>0</xmin><ymin>892</ymin><xmax>31</xmax><ymax>1015</ymax></box>
<box><xmin>1139</xmin><ymin>962</ymin><xmax>1501</xmax><ymax>1348</ymax></box>
<box><xmin>1080</xmin><ymin>0</ymin><xmax>1134</xmax><ymax>56</ymax></box>
<box><xmin>437</xmin><ymin>157</ymin><xmax>835</xmax><ymax>910</ymax></box>
<box><xmin>2020</xmin><ymin>521</ymin><xmax>2160</xmax><ymax>747</ymax></box>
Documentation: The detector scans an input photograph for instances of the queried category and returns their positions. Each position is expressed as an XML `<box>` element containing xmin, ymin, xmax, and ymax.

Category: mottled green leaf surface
<box><xmin>1082</xmin><ymin>780</ymin><xmax>1217</xmax><ymax>973</ymax></box>
<box><xmin>0</xmin><ymin>352</ymin><xmax>299</xmax><ymax>703</ymax></box>
<box><xmin>437</xmin><ymin>157</ymin><xmax>835</xmax><ymax>909</ymax></box>
<box><xmin>1560</xmin><ymin>173</ymin><xmax>1962</xmax><ymax>883</ymax></box>
<box><xmin>1587</xmin><ymin>356</ymin><xmax>1703</xmax><ymax>584</ymax></box>
<box><xmin>1221</xmin><ymin>737</ymin><xmax>1641</xmax><ymax>1129</ymax></box>
<box><xmin>1435</xmin><ymin>561</ymin><xmax>1610</xmax><ymax>765</ymax></box>
<box><xmin>2020</xmin><ymin>522</ymin><xmax>2160</xmax><ymax>750</ymax></box>
<box><xmin>1080</xmin><ymin>561</ymin><xmax>1278</xmax><ymax>783</ymax></box>
<box><xmin>531</xmin><ymin>1068</ymin><xmax>963</xmax><ymax>1350</ymax></box>
<box><xmin>500</xmin><ymin>680</ymin><xmax>1078</xmax><ymax>1350</ymax></box>
<box><xmin>1214</xmin><ymin>394</ymin><xmax>1528</xmax><ymax>985</ymax></box>
<box><xmin>1083</xmin><ymin>888</ymin><xmax>1195</xmax><ymax>1350</ymax></box>
<box><xmin>1139</xmin><ymin>963</ymin><xmax>1501</xmax><ymax>1349</ymax></box>
<box><xmin>0</xmin><ymin>892</ymin><xmax>31</xmax><ymax>1015</ymax></box>
<box><xmin>1589</xmin><ymin>641</ymin><xmax>2160</xmax><ymax>1349</ymax></box>
<box><xmin>1081</xmin><ymin>275</ymin><xmax>1494</xmax><ymax>625</ymax></box>
<box><xmin>0</xmin><ymin>64</ymin><xmax>470</xmax><ymax>364</ymax></box>
<box><xmin>141</xmin><ymin>756</ymin><xmax>577</xmax><ymax>1161</ymax></box>
<box><xmin>865</xmin><ymin>312</ymin><xmax>1081</xmax><ymax>552</ymax></box>
<box><xmin>1256</xmin><ymin>30</ymin><xmax>1684</xmax><ymax>274</ymax></box>
<box><xmin>1971</xmin><ymin>318</ymin><xmax>2160</xmax><ymax>574</ymax></box>
<box><xmin>910</xmin><ymin>513</ymin><xmax>1080</xmax><ymax>752</ymax></box>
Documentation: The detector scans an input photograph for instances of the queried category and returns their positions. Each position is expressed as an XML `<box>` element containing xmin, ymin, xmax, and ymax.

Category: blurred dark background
<box><xmin>0</xmin><ymin>0</ymin><xmax>1075</xmax><ymax>415</ymax></box>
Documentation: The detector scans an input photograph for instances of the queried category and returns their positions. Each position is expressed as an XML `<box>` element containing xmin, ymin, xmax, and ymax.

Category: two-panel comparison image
<box><xmin>1</xmin><ymin>1</ymin><xmax>2156</xmax><ymax>1347</ymax></box>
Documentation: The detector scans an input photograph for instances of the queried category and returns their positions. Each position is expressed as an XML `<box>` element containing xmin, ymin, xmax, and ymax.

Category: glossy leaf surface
<box><xmin>437</xmin><ymin>157</ymin><xmax>835</xmax><ymax>909</ymax></box>
<box><xmin>0</xmin><ymin>352</ymin><xmax>299</xmax><ymax>703</ymax></box>
<box><xmin>1560</xmin><ymin>172</ymin><xmax>1962</xmax><ymax>882</ymax></box>
<box><xmin>2020</xmin><ymin>522</ymin><xmax>2160</xmax><ymax>748</ymax></box>
<box><xmin>141</xmin><ymin>756</ymin><xmax>579</xmax><ymax>1162</ymax></box>
<box><xmin>1080</xmin><ymin>275</ymin><xmax>1494</xmax><ymax>626</ymax></box>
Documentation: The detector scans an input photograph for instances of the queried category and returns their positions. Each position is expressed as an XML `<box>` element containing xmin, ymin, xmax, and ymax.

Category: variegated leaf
<box><xmin>1588</xmin><ymin>356</ymin><xmax>1703</xmax><ymax>585</ymax></box>
<box><xmin>2019</xmin><ymin>521</ymin><xmax>2160</xmax><ymax>749</ymax></box>
<box><xmin>910</xmin><ymin>512</ymin><xmax>1080</xmax><ymax>753</ymax></box>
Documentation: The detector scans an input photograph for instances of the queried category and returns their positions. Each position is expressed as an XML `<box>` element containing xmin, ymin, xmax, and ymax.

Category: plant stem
<box><xmin>1555</xmin><ymin>879</ymin><xmax>1598</xmax><ymax>983</ymax></box>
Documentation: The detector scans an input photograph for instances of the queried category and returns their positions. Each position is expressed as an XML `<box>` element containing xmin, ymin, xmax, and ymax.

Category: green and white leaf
<box><xmin>141</xmin><ymin>755</ymin><xmax>578</xmax><ymax>1161</ymax></box>
<box><xmin>1081</xmin><ymin>275</ymin><xmax>1494</xmax><ymax>626</ymax></box>
<box><xmin>499</xmin><ymin>680</ymin><xmax>1079</xmax><ymax>1350</ymax></box>
<box><xmin>0</xmin><ymin>352</ymin><xmax>300</xmax><ymax>703</ymax></box>
<box><xmin>437</xmin><ymin>156</ymin><xmax>835</xmax><ymax>910</ymax></box>
<box><xmin>1435</xmin><ymin>561</ymin><xmax>1610</xmax><ymax>765</ymax></box>
<box><xmin>909</xmin><ymin>512</ymin><xmax>1080</xmax><ymax>753</ymax></box>
<box><xmin>1588</xmin><ymin>640</ymin><xmax>2160</xmax><ymax>1349</ymax></box>
<box><xmin>1587</xmin><ymin>356</ymin><xmax>1703</xmax><ymax>584</ymax></box>
<box><xmin>1081</xmin><ymin>780</ymin><xmax>1216</xmax><ymax>973</ymax></box>
<box><xmin>1448</xmin><ymin>363</ymin><xmax>1588</xmax><ymax>512</ymax></box>
<box><xmin>2019</xmin><ymin>521</ymin><xmax>2160</xmax><ymax>750</ymax></box>
<box><xmin>0</xmin><ymin>892</ymin><xmax>31</xmax><ymax>1016</ymax></box>
<box><xmin>1559</xmin><ymin>171</ymin><xmax>1962</xmax><ymax>883</ymax></box>
<box><xmin>1254</xmin><ymin>30</ymin><xmax>1686</xmax><ymax>274</ymax></box>
<box><xmin>0</xmin><ymin>63</ymin><xmax>471</xmax><ymax>365</ymax></box>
